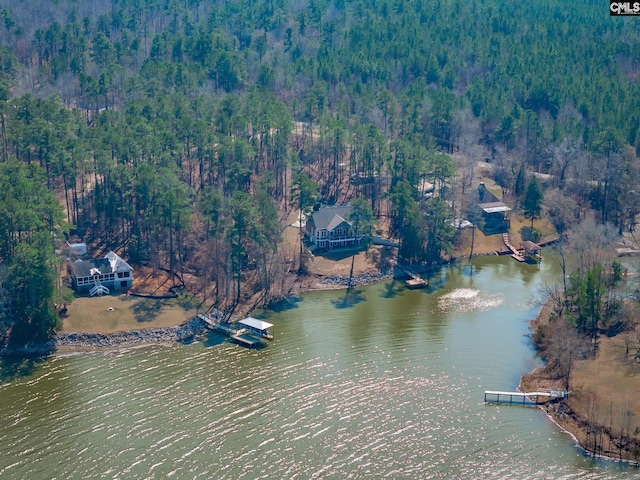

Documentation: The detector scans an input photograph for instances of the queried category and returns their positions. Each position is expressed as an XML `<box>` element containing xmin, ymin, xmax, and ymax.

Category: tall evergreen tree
<box><xmin>347</xmin><ymin>197</ymin><xmax>373</xmax><ymax>291</ymax></box>
<box><xmin>290</xmin><ymin>173</ymin><xmax>319</xmax><ymax>273</ymax></box>
<box><xmin>0</xmin><ymin>162</ymin><xmax>66</xmax><ymax>345</ymax></box>
<box><xmin>522</xmin><ymin>176</ymin><xmax>543</xmax><ymax>233</ymax></box>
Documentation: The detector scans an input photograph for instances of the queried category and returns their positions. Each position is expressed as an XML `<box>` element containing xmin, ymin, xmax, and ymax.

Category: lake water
<box><xmin>0</xmin><ymin>256</ymin><xmax>636</xmax><ymax>479</ymax></box>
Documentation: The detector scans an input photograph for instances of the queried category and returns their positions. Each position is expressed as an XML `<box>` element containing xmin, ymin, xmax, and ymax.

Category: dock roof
<box><xmin>239</xmin><ymin>317</ymin><xmax>274</xmax><ymax>332</ymax></box>
<box><xmin>521</xmin><ymin>240</ymin><xmax>542</xmax><ymax>251</ymax></box>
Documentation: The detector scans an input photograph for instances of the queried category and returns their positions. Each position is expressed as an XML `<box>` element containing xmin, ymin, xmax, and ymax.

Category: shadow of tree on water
<box><xmin>379</xmin><ymin>280</ymin><xmax>405</xmax><ymax>299</ymax></box>
<box><xmin>417</xmin><ymin>274</ymin><xmax>447</xmax><ymax>295</ymax></box>
<box><xmin>0</xmin><ymin>355</ymin><xmax>48</xmax><ymax>382</ymax></box>
<box><xmin>331</xmin><ymin>289</ymin><xmax>366</xmax><ymax>309</ymax></box>
<box><xmin>201</xmin><ymin>332</ymin><xmax>227</xmax><ymax>348</ymax></box>
<box><xmin>268</xmin><ymin>295</ymin><xmax>302</xmax><ymax>313</ymax></box>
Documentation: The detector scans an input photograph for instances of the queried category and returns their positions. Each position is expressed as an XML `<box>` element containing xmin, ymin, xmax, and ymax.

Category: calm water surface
<box><xmin>0</xmin><ymin>256</ymin><xmax>636</xmax><ymax>479</ymax></box>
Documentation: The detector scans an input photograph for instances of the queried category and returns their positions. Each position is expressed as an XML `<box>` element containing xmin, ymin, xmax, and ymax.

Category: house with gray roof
<box><xmin>477</xmin><ymin>183</ymin><xmax>511</xmax><ymax>232</ymax></box>
<box><xmin>305</xmin><ymin>204</ymin><xmax>358</xmax><ymax>251</ymax></box>
<box><xmin>68</xmin><ymin>251</ymin><xmax>133</xmax><ymax>296</ymax></box>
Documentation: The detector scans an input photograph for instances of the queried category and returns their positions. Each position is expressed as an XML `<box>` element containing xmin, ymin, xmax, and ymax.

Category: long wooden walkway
<box><xmin>484</xmin><ymin>389</ymin><xmax>567</xmax><ymax>406</ymax></box>
<box><xmin>503</xmin><ymin>233</ymin><xmax>525</xmax><ymax>262</ymax></box>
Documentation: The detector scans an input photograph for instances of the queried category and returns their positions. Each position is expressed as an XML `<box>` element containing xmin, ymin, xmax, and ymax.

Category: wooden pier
<box><xmin>198</xmin><ymin>313</ymin><xmax>219</xmax><ymax>329</ymax></box>
<box><xmin>503</xmin><ymin>233</ymin><xmax>525</xmax><ymax>262</ymax></box>
<box><xmin>401</xmin><ymin>268</ymin><xmax>427</xmax><ymax>289</ymax></box>
<box><xmin>484</xmin><ymin>389</ymin><xmax>567</xmax><ymax>406</ymax></box>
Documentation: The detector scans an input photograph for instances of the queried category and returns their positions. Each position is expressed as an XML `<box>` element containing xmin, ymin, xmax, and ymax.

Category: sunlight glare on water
<box><xmin>438</xmin><ymin>287</ymin><xmax>504</xmax><ymax>313</ymax></box>
<box><xmin>0</xmin><ymin>257</ymin><xmax>636</xmax><ymax>479</ymax></box>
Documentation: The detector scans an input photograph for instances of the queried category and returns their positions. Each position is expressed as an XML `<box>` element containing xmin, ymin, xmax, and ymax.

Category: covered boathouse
<box><xmin>238</xmin><ymin>317</ymin><xmax>274</xmax><ymax>340</ymax></box>
<box><xmin>521</xmin><ymin>240</ymin><xmax>543</xmax><ymax>262</ymax></box>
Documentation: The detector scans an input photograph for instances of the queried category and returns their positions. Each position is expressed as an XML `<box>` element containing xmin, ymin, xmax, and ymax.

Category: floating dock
<box><xmin>484</xmin><ymin>389</ymin><xmax>567</xmax><ymax>406</ymax></box>
<box><xmin>401</xmin><ymin>268</ymin><xmax>427</xmax><ymax>289</ymax></box>
<box><xmin>405</xmin><ymin>277</ymin><xmax>427</xmax><ymax>289</ymax></box>
<box><xmin>230</xmin><ymin>331</ymin><xmax>263</xmax><ymax>348</ymax></box>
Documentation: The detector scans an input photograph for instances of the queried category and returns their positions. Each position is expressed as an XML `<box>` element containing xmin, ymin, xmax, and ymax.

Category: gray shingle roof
<box><xmin>69</xmin><ymin>258</ymin><xmax>112</xmax><ymax>278</ymax></box>
<box><xmin>311</xmin><ymin>205</ymin><xmax>352</xmax><ymax>231</ymax></box>
<box><xmin>69</xmin><ymin>251</ymin><xmax>133</xmax><ymax>278</ymax></box>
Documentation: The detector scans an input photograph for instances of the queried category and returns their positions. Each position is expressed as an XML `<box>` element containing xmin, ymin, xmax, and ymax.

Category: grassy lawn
<box><xmin>569</xmin><ymin>333</ymin><xmax>640</xmax><ymax>440</ymax></box>
<box><xmin>61</xmin><ymin>294</ymin><xmax>198</xmax><ymax>334</ymax></box>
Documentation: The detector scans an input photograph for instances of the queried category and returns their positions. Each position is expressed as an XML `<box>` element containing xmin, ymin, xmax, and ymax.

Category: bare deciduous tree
<box><xmin>542</xmin><ymin>316</ymin><xmax>591</xmax><ymax>390</ymax></box>
<box><xmin>550</xmin><ymin>136</ymin><xmax>584</xmax><ymax>189</ymax></box>
<box><xmin>568</xmin><ymin>215</ymin><xmax>617</xmax><ymax>275</ymax></box>
<box><xmin>612</xmin><ymin>401</ymin><xmax>636</xmax><ymax>460</ymax></box>
<box><xmin>545</xmin><ymin>188</ymin><xmax>579</xmax><ymax>239</ymax></box>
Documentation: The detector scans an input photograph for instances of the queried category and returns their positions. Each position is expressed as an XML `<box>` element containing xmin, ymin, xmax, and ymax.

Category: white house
<box><xmin>305</xmin><ymin>204</ymin><xmax>358</xmax><ymax>251</ymax></box>
<box><xmin>68</xmin><ymin>251</ymin><xmax>133</xmax><ymax>295</ymax></box>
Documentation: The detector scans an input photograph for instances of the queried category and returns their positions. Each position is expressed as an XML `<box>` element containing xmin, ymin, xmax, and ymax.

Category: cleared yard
<box><xmin>61</xmin><ymin>294</ymin><xmax>198</xmax><ymax>334</ymax></box>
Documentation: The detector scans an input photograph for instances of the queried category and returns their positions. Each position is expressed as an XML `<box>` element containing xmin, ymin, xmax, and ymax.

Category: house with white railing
<box><xmin>305</xmin><ymin>204</ymin><xmax>359</xmax><ymax>251</ymax></box>
<box><xmin>68</xmin><ymin>251</ymin><xmax>133</xmax><ymax>296</ymax></box>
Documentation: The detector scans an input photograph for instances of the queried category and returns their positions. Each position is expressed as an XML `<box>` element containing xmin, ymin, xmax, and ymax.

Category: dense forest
<box><xmin>0</xmin><ymin>0</ymin><xmax>640</xmax><ymax>345</ymax></box>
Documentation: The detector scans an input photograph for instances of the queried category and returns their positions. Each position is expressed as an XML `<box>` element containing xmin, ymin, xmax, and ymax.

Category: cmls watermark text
<box><xmin>611</xmin><ymin>1</ymin><xmax>640</xmax><ymax>15</ymax></box>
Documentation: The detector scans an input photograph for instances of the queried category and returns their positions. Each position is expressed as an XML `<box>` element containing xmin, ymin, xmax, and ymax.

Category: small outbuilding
<box><xmin>67</xmin><ymin>242</ymin><xmax>87</xmax><ymax>256</ymax></box>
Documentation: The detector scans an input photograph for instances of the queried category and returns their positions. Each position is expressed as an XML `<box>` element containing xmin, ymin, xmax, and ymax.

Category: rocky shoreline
<box><xmin>319</xmin><ymin>270</ymin><xmax>395</xmax><ymax>287</ymax></box>
<box><xmin>57</xmin><ymin>316</ymin><xmax>208</xmax><ymax>348</ymax></box>
<box><xmin>0</xmin><ymin>317</ymin><xmax>209</xmax><ymax>357</ymax></box>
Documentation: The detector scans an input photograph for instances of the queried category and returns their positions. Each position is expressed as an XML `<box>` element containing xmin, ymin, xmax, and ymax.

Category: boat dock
<box><xmin>198</xmin><ymin>313</ymin><xmax>219</xmax><ymax>329</ymax></box>
<box><xmin>401</xmin><ymin>268</ymin><xmax>427</xmax><ymax>289</ymax></box>
<box><xmin>503</xmin><ymin>233</ymin><xmax>525</xmax><ymax>262</ymax></box>
<box><xmin>484</xmin><ymin>389</ymin><xmax>567</xmax><ymax>406</ymax></box>
<box><xmin>238</xmin><ymin>317</ymin><xmax>274</xmax><ymax>340</ymax></box>
<box><xmin>230</xmin><ymin>331</ymin><xmax>263</xmax><ymax>347</ymax></box>
<box><xmin>198</xmin><ymin>313</ymin><xmax>269</xmax><ymax>348</ymax></box>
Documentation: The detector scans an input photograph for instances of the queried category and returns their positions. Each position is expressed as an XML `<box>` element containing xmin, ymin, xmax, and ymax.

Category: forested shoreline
<box><xmin>0</xmin><ymin>0</ymin><xmax>639</xmax><ymax>347</ymax></box>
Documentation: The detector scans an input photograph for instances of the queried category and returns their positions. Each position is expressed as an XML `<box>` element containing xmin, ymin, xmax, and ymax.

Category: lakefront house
<box><xmin>68</xmin><ymin>251</ymin><xmax>133</xmax><ymax>296</ymax></box>
<box><xmin>477</xmin><ymin>182</ymin><xmax>511</xmax><ymax>232</ymax></box>
<box><xmin>305</xmin><ymin>204</ymin><xmax>359</xmax><ymax>251</ymax></box>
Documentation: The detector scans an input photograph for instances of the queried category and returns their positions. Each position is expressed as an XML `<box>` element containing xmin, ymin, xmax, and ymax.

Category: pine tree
<box><xmin>522</xmin><ymin>176</ymin><xmax>543</xmax><ymax>234</ymax></box>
